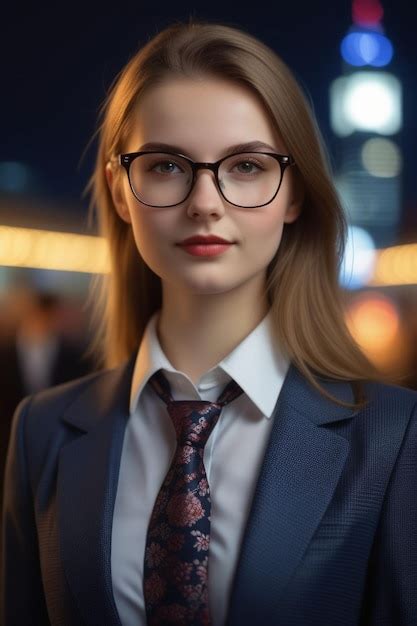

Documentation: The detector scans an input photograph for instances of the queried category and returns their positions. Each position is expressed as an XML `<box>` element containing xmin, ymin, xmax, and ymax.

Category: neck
<box><xmin>157</xmin><ymin>278</ymin><xmax>270</xmax><ymax>384</ymax></box>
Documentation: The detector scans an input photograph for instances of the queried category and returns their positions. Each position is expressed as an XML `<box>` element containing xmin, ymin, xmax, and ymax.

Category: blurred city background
<box><xmin>1</xmin><ymin>0</ymin><xmax>416</xmax><ymax>498</ymax></box>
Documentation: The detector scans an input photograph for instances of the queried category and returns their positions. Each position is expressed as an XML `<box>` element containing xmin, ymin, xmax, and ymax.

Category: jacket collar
<box><xmin>61</xmin><ymin>351</ymin><xmax>357</xmax><ymax>435</ymax></box>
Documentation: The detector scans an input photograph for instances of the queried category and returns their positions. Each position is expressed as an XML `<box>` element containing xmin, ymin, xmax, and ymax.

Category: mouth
<box><xmin>177</xmin><ymin>241</ymin><xmax>234</xmax><ymax>257</ymax></box>
<box><xmin>178</xmin><ymin>235</ymin><xmax>234</xmax><ymax>245</ymax></box>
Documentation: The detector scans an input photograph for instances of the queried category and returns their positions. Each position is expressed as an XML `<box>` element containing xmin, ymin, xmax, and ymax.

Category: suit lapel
<box><xmin>57</xmin><ymin>352</ymin><xmax>136</xmax><ymax>626</ymax></box>
<box><xmin>225</xmin><ymin>365</ymin><xmax>355</xmax><ymax>625</ymax></box>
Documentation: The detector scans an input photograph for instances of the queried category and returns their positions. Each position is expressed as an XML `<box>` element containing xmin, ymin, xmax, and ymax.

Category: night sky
<box><xmin>1</xmin><ymin>1</ymin><xmax>416</xmax><ymax>227</ymax></box>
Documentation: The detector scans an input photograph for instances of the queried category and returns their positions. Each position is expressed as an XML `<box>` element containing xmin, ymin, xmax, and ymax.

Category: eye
<box><xmin>235</xmin><ymin>160</ymin><xmax>262</xmax><ymax>174</ymax></box>
<box><xmin>151</xmin><ymin>160</ymin><xmax>184</xmax><ymax>175</ymax></box>
<box><xmin>226</xmin><ymin>155</ymin><xmax>266</xmax><ymax>176</ymax></box>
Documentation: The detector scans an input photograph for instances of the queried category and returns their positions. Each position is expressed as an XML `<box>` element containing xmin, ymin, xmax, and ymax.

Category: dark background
<box><xmin>1</xmin><ymin>1</ymin><xmax>416</xmax><ymax>225</ymax></box>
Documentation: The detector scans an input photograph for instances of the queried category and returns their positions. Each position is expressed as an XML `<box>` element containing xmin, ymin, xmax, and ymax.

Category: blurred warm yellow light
<box><xmin>345</xmin><ymin>292</ymin><xmax>407</xmax><ymax>372</ymax></box>
<box><xmin>0</xmin><ymin>226</ymin><xmax>110</xmax><ymax>274</ymax></box>
<box><xmin>371</xmin><ymin>243</ymin><xmax>417</xmax><ymax>286</ymax></box>
<box><xmin>346</xmin><ymin>295</ymin><xmax>399</xmax><ymax>346</ymax></box>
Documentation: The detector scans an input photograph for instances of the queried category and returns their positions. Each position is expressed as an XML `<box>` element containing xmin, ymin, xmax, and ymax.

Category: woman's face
<box><xmin>107</xmin><ymin>76</ymin><xmax>301</xmax><ymax>297</ymax></box>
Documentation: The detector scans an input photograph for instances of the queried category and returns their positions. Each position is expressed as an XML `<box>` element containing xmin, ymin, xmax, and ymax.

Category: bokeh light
<box><xmin>352</xmin><ymin>0</ymin><xmax>384</xmax><ymax>27</ymax></box>
<box><xmin>345</xmin><ymin>291</ymin><xmax>407</xmax><ymax>372</ymax></box>
<box><xmin>0</xmin><ymin>226</ymin><xmax>109</xmax><ymax>274</ymax></box>
<box><xmin>0</xmin><ymin>162</ymin><xmax>32</xmax><ymax>192</ymax></box>
<box><xmin>361</xmin><ymin>138</ymin><xmax>402</xmax><ymax>177</ymax></box>
<box><xmin>340</xmin><ymin>225</ymin><xmax>376</xmax><ymax>289</ymax></box>
<box><xmin>341</xmin><ymin>32</ymin><xmax>393</xmax><ymax>67</ymax></box>
<box><xmin>330</xmin><ymin>72</ymin><xmax>402</xmax><ymax>136</ymax></box>
<box><xmin>344</xmin><ymin>74</ymin><xmax>400</xmax><ymax>133</ymax></box>
<box><xmin>372</xmin><ymin>244</ymin><xmax>417</xmax><ymax>286</ymax></box>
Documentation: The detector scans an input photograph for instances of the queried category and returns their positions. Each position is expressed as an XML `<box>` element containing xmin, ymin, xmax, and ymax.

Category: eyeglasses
<box><xmin>117</xmin><ymin>150</ymin><xmax>295</xmax><ymax>208</ymax></box>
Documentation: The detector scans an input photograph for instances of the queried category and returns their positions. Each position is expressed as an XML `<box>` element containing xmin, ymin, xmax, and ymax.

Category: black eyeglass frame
<box><xmin>118</xmin><ymin>150</ymin><xmax>296</xmax><ymax>208</ymax></box>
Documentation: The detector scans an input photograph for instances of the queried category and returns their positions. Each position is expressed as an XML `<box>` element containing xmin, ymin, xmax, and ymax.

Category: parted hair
<box><xmin>84</xmin><ymin>18</ymin><xmax>381</xmax><ymax>408</ymax></box>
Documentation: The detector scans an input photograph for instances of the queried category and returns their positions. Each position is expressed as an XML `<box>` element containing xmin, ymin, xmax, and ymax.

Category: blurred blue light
<box><xmin>339</xmin><ymin>226</ymin><xmax>376</xmax><ymax>290</ymax></box>
<box><xmin>341</xmin><ymin>32</ymin><xmax>393</xmax><ymax>67</ymax></box>
<box><xmin>0</xmin><ymin>161</ymin><xmax>31</xmax><ymax>192</ymax></box>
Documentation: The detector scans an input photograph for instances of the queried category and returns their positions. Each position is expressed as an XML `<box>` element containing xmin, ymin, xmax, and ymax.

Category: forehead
<box><xmin>126</xmin><ymin>76</ymin><xmax>284</xmax><ymax>158</ymax></box>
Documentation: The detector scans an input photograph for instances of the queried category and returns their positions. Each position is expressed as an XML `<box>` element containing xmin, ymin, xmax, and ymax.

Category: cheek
<box><xmin>129</xmin><ymin>209</ymin><xmax>174</xmax><ymax>265</ymax></box>
<box><xmin>243</xmin><ymin>210</ymin><xmax>286</xmax><ymax>254</ymax></box>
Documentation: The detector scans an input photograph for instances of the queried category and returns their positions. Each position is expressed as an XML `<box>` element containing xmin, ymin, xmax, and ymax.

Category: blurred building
<box><xmin>330</xmin><ymin>0</ymin><xmax>402</xmax><ymax>254</ymax></box>
<box><xmin>328</xmin><ymin>1</ymin><xmax>417</xmax><ymax>388</ymax></box>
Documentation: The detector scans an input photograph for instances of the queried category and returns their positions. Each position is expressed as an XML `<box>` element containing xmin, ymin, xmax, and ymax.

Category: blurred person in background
<box><xmin>0</xmin><ymin>287</ymin><xmax>95</xmax><ymax>558</ymax></box>
<box><xmin>2</xmin><ymin>19</ymin><xmax>417</xmax><ymax>626</ymax></box>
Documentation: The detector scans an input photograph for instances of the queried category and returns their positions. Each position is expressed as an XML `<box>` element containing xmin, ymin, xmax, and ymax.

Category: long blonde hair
<box><xmin>84</xmin><ymin>19</ymin><xmax>380</xmax><ymax>408</ymax></box>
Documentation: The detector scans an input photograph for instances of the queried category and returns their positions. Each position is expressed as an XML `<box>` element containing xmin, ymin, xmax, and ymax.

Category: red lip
<box><xmin>178</xmin><ymin>235</ymin><xmax>233</xmax><ymax>245</ymax></box>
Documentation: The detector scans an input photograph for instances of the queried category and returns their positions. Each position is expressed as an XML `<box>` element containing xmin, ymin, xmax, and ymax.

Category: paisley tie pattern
<box><xmin>143</xmin><ymin>369</ymin><xmax>244</xmax><ymax>625</ymax></box>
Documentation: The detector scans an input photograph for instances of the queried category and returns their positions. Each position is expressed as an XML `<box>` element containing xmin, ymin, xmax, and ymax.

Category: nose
<box><xmin>186</xmin><ymin>169</ymin><xmax>225</xmax><ymax>218</ymax></box>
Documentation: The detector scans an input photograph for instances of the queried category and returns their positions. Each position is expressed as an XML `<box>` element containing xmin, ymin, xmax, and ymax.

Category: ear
<box><xmin>105</xmin><ymin>162</ymin><xmax>132</xmax><ymax>224</ymax></box>
<box><xmin>284</xmin><ymin>170</ymin><xmax>304</xmax><ymax>224</ymax></box>
<box><xmin>284</xmin><ymin>197</ymin><xmax>303</xmax><ymax>224</ymax></box>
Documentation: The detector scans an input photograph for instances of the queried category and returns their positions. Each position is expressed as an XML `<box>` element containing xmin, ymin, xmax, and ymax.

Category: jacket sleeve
<box><xmin>1</xmin><ymin>395</ymin><xmax>50</xmax><ymax>626</ymax></box>
<box><xmin>359</xmin><ymin>399</ymin><xmax>417</xmax><ymax>626</ymax></box>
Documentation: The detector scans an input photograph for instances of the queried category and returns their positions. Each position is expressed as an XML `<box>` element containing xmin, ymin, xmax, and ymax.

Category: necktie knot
<box><xmin>148</xmin><ymin>370</ymin><xmax>244</xmax><ymax>448</ymax></box>
<box><xmin>167</xmin><ymin>400</ymin><xmax>222</xmax><ymax>448</ymax></box>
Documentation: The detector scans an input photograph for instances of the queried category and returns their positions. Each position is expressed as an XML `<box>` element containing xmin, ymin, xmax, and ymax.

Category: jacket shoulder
<box><xmin>363</xmin><ymin>379</ymin><xmax>417</xmax><ymax>409</ymax></box>
<box><xmin>7</xmin><ymin>361</ymin><xmax>133</xmax><ymax>491</ymax></box>
<box><xmin>10</xmin><ymin>361</ymin><xmax>131</xmax><ymax>455</ymax></box>
<box><xmin>14</xmin><ymin>367</ymin><xmax>114</xmax><ymax>421</ymax></box>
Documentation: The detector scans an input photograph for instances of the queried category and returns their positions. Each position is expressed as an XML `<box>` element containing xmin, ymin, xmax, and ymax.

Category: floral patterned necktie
<box><xmin>143</xmin><ymin>369</ymin><xmax>244</xmax><ymax>626</ymax></box>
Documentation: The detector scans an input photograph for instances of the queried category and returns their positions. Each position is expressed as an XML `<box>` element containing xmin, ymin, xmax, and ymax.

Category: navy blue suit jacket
<box><xmin>2</xmin><ymin>352</ymin><xmax>417</xmax><ymax>626</ymax></box>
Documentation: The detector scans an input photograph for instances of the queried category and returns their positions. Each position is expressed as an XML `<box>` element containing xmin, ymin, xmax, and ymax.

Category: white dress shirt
<box><xmin>111</xmin><ymin>307</ymin><xmax>290</xmax><ymax>626</ymax></box>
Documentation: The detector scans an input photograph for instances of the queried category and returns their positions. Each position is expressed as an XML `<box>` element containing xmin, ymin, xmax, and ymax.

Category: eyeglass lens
<box><xmin>127</xmin><ymin>152</ymin><xmax>283</xmax><ymax>207</ymax></box>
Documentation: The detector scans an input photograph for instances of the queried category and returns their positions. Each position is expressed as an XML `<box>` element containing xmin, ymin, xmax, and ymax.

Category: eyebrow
<box><xmin>137</xmin><ymin>140</ymin><xmax>279</xmax><ymax>158</ymax></box>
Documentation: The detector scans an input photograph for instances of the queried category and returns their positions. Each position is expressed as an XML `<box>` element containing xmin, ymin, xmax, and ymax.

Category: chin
<box><xmin>180</xmin><ymin>277</ymin><xmax>234</xmax><ymax>294</ymax></box>
<box><xmin>187</xmin><ymin>283</ymin><xmax>230</xmax><ymax>294</ymax></box>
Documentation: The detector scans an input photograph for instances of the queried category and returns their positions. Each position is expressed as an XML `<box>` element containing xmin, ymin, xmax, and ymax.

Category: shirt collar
<box><xmin>129</xmin><ymin>308</ymin><xmax>290</xmax><ymax>418</ymax></box>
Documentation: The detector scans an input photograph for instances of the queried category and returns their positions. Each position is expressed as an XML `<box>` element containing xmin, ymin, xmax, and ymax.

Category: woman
<box><xmin>2</xmin><ymin>19</ymin><xmax>417</xmax><ymax>626</ymax></box>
